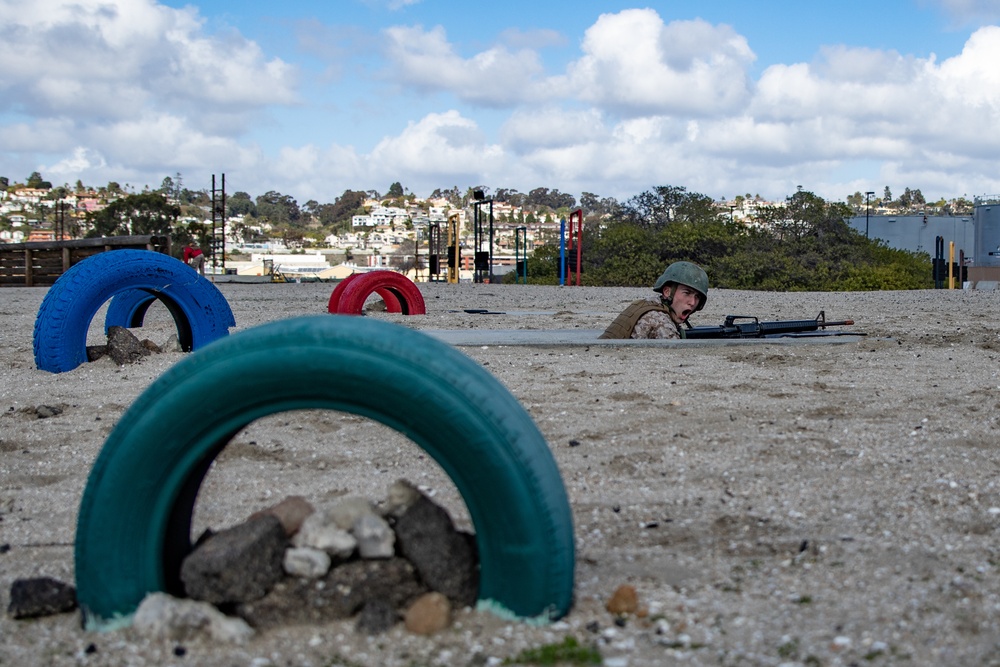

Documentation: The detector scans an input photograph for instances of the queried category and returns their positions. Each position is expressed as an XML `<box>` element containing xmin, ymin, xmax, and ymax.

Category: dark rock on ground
<box><xmin>7</xmin><ymin>576</ymin><xmax>77</xmax><ymax>619</ymax></box>
<box><xmin>181</xmin><ymin>515</ymin><xmax>287</xmax><ymax>605</ymax></box>
<box><xmin>107</xmin><ymin>326</ymin><xmax>150</xmax><ymax>366</ymax></box>
<box><xmin>392</xmin><ymin>492</ymin><xmax>479</xmax><ymax>607</ymax></box>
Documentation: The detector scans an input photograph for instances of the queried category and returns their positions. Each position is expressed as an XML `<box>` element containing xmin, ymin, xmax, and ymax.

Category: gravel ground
<box><xmin>2</xmin><ymin>281</ymin><xmax>1000</xmax><ymax>667</ymax></box>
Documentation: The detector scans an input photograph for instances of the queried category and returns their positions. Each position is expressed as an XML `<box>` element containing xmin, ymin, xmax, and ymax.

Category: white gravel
<box><xmin>2</xmin><ymin>281</ymin><xmax>1000</xmax><ymax>666</ymax></box>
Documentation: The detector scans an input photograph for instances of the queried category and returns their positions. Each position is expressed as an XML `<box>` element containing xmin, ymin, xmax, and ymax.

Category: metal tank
<box><xmin>975</xmin><ymin>195</ymin><xmax>1000</xmax><ymax>267</ymax></box>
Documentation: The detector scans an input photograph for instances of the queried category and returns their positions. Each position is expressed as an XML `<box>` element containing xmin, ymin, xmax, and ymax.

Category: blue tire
<box><xmin>33</xmin><ymin>250</ymin><xmax>236</xmax><ymax>373</ymax></box>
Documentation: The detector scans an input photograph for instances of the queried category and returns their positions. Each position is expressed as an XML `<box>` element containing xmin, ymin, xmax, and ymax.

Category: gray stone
<box><xmin>385</xmin><ymin>479</ymin><xmax>423</xmax><ymax>517</ymax></box>
<box><xmin>133</xmin><ymin>592</ymin><xmax>254</xmax><ymax>644</ymax></box>
<box><xmin>283</xmin><ymin>547</ymin><xmax>331</xmax><ymax>578</ymax></box>
<box><xmin>392</xmin><ymin>492</ymin><xmax>479</xmax><ymax>607</ymax></box>
<box><xmin>293</xmin><ymin>512</ymin><xmax>357</xmax><ymax>559</ymax></box>
<box><xmin>236</xmin><ymin>557</ymin><xmax>426</xmax><ymax>630</ymax></box>
<box><xmin>325</xmin><ymin>496</ymin><xmax>379</xmax><ymax>530</ymax></box>
<box><xmin>34</xmin><ymin>405</ymin><xmax>63</xmax><ymax>419</ymax></box>
<box><xmin>353</xmin><ymin>514</ymin><xmax>395</xmax><ymax>559</ymax></box>
<box><xmin>181</xmin><ymin>515</ymin><xmax>287</xmax><ymax>605</ymax></box>
<box><xmin>7</xmin><ymin>577</ymin><xmax>77</xmax><ymax>619</ymax></box>
<box><xmin>107</xmin><ymin>326</ymin><xmax>150</xmax><ymax>366</ymax></box>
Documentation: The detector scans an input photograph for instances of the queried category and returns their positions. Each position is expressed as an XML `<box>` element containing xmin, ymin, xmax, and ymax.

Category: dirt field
<box><xmin>2</xmin><ymin>281</ymin><xmax>999</xmax><ymax>666</ymax></box>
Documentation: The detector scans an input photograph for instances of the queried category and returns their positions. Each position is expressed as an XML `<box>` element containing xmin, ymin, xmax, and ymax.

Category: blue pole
<box><xmin>559</xmin><ymin>217</ymin><xmax>566</xmax><ymax>286</ymax></box>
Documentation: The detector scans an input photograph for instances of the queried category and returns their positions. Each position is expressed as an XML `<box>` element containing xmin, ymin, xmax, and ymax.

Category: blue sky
<box><xmin>2</xmin><ymin>0</ymin><xmax>1000</xmax><ymax>206</ymax></box>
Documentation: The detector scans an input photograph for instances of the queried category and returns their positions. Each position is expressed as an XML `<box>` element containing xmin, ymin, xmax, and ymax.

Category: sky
<box><xmin>3</xmin><ymin>0</ymin><xmax>1000</xmax><ymax>207</ymax></box>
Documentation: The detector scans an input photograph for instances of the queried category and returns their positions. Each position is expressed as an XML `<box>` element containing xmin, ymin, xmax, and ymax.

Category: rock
<box><xmin>249</xmin><ymin>495</ymin><xmax>315</xmax><ymax>536</ymax></box>
<box><xmin>141</xmin><ymin>339</ymin><xmax>161</xmax><ymax>353</ymax></box>
<box><xmin>325</xmin><ymin>496</ymin><xmax>380</xmax><ymax>531</ymax></box>
<box><xmin>606</xmin><ymin>584</ymin><xmax>639</xmax><ymax>615</ymax></box>
<box><xmin>181</xmin><ymin>515</ymin><xmax>287</xmax><ymax>604</ymax></box>
<box><xmin>385</xmin><ymin>479</ymin><xmax>423</xmax><ymax>517</ymax></box>
<box><xmin>7</xmin><ymin>577</ymin><xmax>77</xmax><ymax>619</ymax></box>
<box><xmin>392</xmin><ymin>491</ymin><xmax>479</xmax><ymax>607</ymax></box>
<box><xmin>353</xmin><ymin>514</ymin><xmax>395</xmax><ymax>559</ymax></box>
<box><xmin>133</xmin><ymin>592</ymin><xmax>254</xmax><ymax>644</ymax></box>
<box><xmin>107</xmin><ymin>326</ymin><xmax>150</xmax><ymax>366</ymax></box>
<box><xmin>283</xmin><ymin>547</ymin><xmax>331</xmax><ymax>578</ymax></box>
<box><xmin>355</xmin><ymin>599</ymin><xmax>399</xmax><ymax>635</ymax></box>
<box><xmin>35</xmin><ymin>405</ymin><xmax>63</xmax><ymax>419</ymax></box>
<box><xmin>237</xmin><ymin>557</ymin><xmax>426</xmax><ymax>630</ymax></box>
<box><xmin>86</xmin><ymin>345</ymin><xmax>107</xmax><ymax>362</ymax></box>
<box><xmin>404</xmin><ymin>592</ymin><xmax>451</xmax><ymax>635</ymax></box>
<box><xmin>293</xmin><ymin>513</ymin><xmax>357</xmax><ymax>560</ymax></box>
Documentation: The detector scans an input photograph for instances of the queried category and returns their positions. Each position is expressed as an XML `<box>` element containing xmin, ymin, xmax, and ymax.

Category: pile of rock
<box><xmin>86</xmin><ymin>326</ymin><xmax>181</xmax><ymax>364</ymax></box>
<box><xmin>143</xmin><ymin>478</ymin><xmax>479</xmax><ymax>641</ymax></box>
<box><xmin>7</xmin><ymin>479</ymin><xmax>479</xmax><ymax>644</ymax></box>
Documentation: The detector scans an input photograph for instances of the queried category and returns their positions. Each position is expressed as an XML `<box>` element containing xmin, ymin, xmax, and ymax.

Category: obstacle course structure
<box><xmin>33</xmin><ymin>250</ymin><xmax>235</xmax><ymax>373</ymax></box>
<box><xmin>327</xmin><ymin>271</ymin><xmax>426</xmax><ymax>315</ymax></box>
<box><xmin>74</xmin><ymin>316</ymin><xmax>575</xmax><ymax>629</ymax></box>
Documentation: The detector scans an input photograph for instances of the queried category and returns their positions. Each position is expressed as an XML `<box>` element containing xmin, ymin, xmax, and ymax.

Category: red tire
<box><xmin>328</xmin><ymin>273</ymin><xmax>402</xmax><ymax>314</ymax></box>
<box><xmin>337</xmin><ymin>271</ymin><xmax>425</xmax><ymax>316</ymax></box>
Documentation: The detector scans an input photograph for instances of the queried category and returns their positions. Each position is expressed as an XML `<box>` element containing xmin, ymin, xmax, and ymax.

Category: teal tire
<box><xmin>75</xmin><ymin>315</ymin><xmax>575</xmax><ymax>628</ymax></box>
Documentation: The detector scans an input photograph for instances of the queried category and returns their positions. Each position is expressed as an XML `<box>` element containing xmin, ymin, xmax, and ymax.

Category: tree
<box><xmin>84</xmin><ymin>193</ymin><xmax>180</xmax><ymax>237</ymax></box>
<box><xmin>883</xmin><ymin>186</ymin><xmax>892</xmax><ymax>203</ymax></box>
<box><xmin>325</xmin><ymin>190</ymin><xmax>367</xmax><ymax>228</ymax></box>
<box><xmin>387</xmin><ymin>182</ymin><xmax>405</xmax><ymax>198</ymax></box>
<box><xmin>619</xmin><ymin>185</ymin><xmax>719</xmax><ymax>228</ymax></box>
<box><xmin>228</xmin><ymin>191</ymin><xmax>257</xmax><ymax>217</ymax></box>
<box><xmin>26</xmin><ymin>171</ymin><xmax>52</xmax><ymax>189</ymax></box>
<box><xmin>256</xmin><ymin>191</ymin><xmax>300</xmax><ymax>225</ymax></box>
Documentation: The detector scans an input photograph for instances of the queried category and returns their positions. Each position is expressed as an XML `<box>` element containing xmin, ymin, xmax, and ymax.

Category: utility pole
<box><xmin>865</xmin><ymin>191</ymin><xmax>875</xmax><ymax>238</ymax></box>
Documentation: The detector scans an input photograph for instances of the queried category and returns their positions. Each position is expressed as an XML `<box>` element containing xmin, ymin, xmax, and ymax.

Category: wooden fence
<box><xmin>0</xmin><ymin>235</ymin><xmax>171</xmax><ymax>287</ymax></box>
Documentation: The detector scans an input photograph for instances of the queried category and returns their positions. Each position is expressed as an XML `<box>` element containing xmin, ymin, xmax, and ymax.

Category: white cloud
<box><xmin>382</xmin><ymin>24</ymin><xmax>548</xmax><ymax>106</ymax></box>
<box><xmin>0</xmin><ymin>0</ymin><xmax>297</xmax><ymax>123</ymax></box>
<box><xmin>369</xmin><ymin>110</ymin><xmax>501</xmax><ymax>175</ymax></box>
<box><xmin>500</xmin><ymin>108</ymin><xmax>606</xmax><ymax>153</ymax></box>
<box><xmin>565</xmin><ymin>9</ymin><xmax>755</xmax><ymax>117</ymax></box>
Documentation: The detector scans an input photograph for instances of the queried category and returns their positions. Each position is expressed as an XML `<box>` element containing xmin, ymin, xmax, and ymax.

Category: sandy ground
<box><xmin>2</xmin><ymin>281</ymin><xmax>1000</xmax><ymax>667</ymax></box>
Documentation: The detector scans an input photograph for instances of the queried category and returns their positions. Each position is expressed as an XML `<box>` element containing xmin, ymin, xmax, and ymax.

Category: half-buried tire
<box><xmin>74</xmin><ymin>315</ymin><xmax>575</xmax><ymax>629</ymax></box>
<box><xmin>33</xmin><ymin>250</ymin><xmax>236</xmax><ymax>373</ymax></box>
<box><xmin>337</xmin><ymin>270</ymin><xmax>426</xmax><ymax>315</ymax></box>
<box><xmin>328</xmin><ymin>272</ymin><xmax>402</xmax><ymax>314</ymax></box>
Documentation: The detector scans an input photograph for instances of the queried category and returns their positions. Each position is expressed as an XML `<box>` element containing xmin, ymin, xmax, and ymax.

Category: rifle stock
<box><xmin>685</xmin><ymin>311</ymin><xmax>860</xmax><ymax>339</ymax></box>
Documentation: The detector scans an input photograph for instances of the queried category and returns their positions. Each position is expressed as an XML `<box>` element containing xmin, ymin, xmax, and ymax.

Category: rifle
<box><xmin>684</xmin><ymin>311</ymin><xmax>861</xmax><ymax>339</ymax></box>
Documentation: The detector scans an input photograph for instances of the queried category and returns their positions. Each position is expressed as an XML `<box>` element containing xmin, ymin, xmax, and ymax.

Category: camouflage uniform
<box><xmin>599</xmin><ymin>297</ymin><xmax>683</xmax><ymax>339</ymax></box>
<box><xmin>631</xmin><ymin>299</ymin><xmax>682</xmax><ymax>339</ymax></box>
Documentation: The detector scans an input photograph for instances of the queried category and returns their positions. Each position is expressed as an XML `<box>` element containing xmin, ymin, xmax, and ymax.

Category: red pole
<box><xmin>570</xmin><ymin>209</ymin><xmax>583</xmax><ymax>286</ymax></box>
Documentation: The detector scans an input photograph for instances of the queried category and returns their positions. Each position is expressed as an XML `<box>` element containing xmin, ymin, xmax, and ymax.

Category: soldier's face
<box><xmin>669</xmin><ymin>285</ymin><xmax>700</xmax><ymax>324</ymax></box>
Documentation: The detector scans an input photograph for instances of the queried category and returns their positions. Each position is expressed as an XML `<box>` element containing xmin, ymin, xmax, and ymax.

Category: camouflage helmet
<box><xmin>653</xmin><ymin>261</ymin><xmax>708</xmax><ymax>311</ymax></box>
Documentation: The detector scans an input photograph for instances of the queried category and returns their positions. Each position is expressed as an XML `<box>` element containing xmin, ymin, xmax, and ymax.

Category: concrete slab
<box><xmin>422</xmin><ymin>328</ymin><xmax>868</xmax><ymax>347</ymax></box>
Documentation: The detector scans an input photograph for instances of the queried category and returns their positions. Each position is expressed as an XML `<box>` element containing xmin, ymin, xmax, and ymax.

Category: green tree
<box><xmin>84</xmin><ymin>193</ymin><xmax>180</xmax><ymax>237</ymax></box>
<box><xmin>619</xmin><ymin>185</ymin><xmax>719</xmax><ymax>228</ymax></box>
<box><xmin>228</xmin><ymin>191</ymin><xmax>257</xmax><ymax>218</ymax></box>
<box><xmin>26</xmin><ymin>171</ymin><xmax>52</xmax><ymax>189</ymax></box>
<box><xmin>256</xmin><ymin>191</ymin><xmax>300</xmax><ymax>225</ymax></box>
